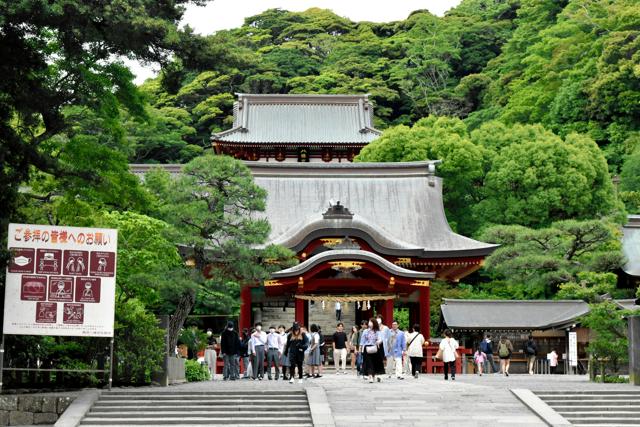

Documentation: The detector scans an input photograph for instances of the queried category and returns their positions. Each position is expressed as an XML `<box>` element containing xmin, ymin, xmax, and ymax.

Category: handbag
<box><xmin>435</xmin><ymin>349</ymin><xmax>443</xmax><ymax>360</ymax></box>
<box><xmin>366</xmin><ymin>345</ymin><xmax>378</xmax><ymax>354</ymax></box>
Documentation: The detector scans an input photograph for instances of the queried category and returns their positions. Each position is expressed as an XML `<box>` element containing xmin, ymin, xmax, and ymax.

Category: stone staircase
<box><xmin>78</xmin><ymin>390</ymin><xmax>313</xmax><ymax>426</ymax></box>
<box><xmin>535</xmin><ymin>390</ymin><xmax>640</xmax><ymax>426</ymax></box>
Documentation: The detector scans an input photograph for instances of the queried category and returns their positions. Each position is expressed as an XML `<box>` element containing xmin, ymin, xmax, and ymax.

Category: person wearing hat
<box><xmin>284</xmin><ymin>322</ymin><xmax>309</xmax><ymax>384</ymax></box>
<box><xmin>220</xmin><ymin>321</ymin><xmax>241</xmax><ymax>380</ymax></box>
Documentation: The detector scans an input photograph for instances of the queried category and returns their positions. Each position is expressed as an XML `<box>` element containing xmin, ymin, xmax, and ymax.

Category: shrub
<box><xmin>184</xmin><ymin>359</ymin><xmax>210</xmax><ymax>382</ymax></box>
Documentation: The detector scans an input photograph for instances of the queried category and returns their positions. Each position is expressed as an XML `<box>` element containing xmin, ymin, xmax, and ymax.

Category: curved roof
<box><xmin>264</xmin><ymin>213</ymin><xmax>424</xmax><ymax>253</ymax></box>
<box><xmin>248</xmin><ymin>161</ymin><xmax>498</xmax><ymax>258</ymax></box>
<box><xmin>441</xmin><ymin>299</ymin><xmax>590</xmax><ymax>331</ymax></box>
<box><xmin>271</xmin><ymin>249</ymin><xmax>434</xmax><ymax>279</ymax></box>
<box><xmin>213</xmin><ymin>94</ymin><xmax>381</xmax><ymax>145</ymax></box>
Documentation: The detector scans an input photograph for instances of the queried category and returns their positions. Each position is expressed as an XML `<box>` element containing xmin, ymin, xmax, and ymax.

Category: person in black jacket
<box><xmin>524</xmin><ymin>334</ymin><xmax>538</xmax><ymax>375</ymax></box>
<box><xmin>220</xmin><ymin>321</ymin><xmax>241</xmax><ymax>380</ymax></box>
<box><xmin>239</xmin><ymin>328</ymin><xmax>251</xmax><ymax>379</ymax></box>
<box><xmin>284</xmin><ymin>322</ymin><xmax>309</xmax><ymax>384</ymax></box>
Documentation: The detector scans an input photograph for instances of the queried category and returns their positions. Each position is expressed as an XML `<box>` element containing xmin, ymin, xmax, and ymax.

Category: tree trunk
<box><xmin>168</xmin><ymin>288</ymin><xmax>196</xmax><ymax>353</ymax></box>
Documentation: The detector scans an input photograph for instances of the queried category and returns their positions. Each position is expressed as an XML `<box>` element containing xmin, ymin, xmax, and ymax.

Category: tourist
<box><xmin>301</xmin><ymin>326</ymin><xmax>312</xmax><ymax>378</ymax></box>
<box><xmin>360</xmin><ymin>317</ymin><xmax>384</xmax><ymax>383</ymax></box>
<box><xmin>308</xmin><ymin>324</ymin><xmax>322</xmax><ymax>378</ymax></box>
<box><xmin>220</xmin><ymin>321</ymin><xmax>240</xmax><ymax>380</ymax></box>
<box><xmin>481</xmin><ymin>334</ymin><xmax>498</xmax><ymax>374</ymax></box>
<box><xmin>406</xmin><ymin>324</ymin><xmax>426</xmax><ymax>378</ymax></box>
<box><xmin>473</xmin><ymin>345</ymin><xmax>487</xmax><ymax>376</ymax></box>
<box><xmin>266</xmin><ymin>325</ymin><xmax>281</xmax><ymax>380</ymax></box>
<box><xmin>439</xmin><ymin>329</ymin><xmax>459</xmax><ymax>381</ymax></box>
<box><xmin>240</xmin><ymin>328</ymin><xmax>251</xmax><ymax>379</ymax></box>
<box><xmin>335</xmin><ymin>301</ymin><xmax>342</xmax><ymax>321</ymax></box>
<box><xmin>333</xmin><ymin>322</ymin><xmax>348</xmax><ymax>374</ymax></box>
<box><xmin>285</xmin><ymin>322</ymin><xmax>309</xmax><ymax>384</ymax></box>
<box><xmin>250</xmin><ymin>322</ymin><xmax>267</xmax><ymax>380</ymax></box>
<box><xmin>348</xmin><ymin>325</ymin><xmax>360</xmax><ymax>374</ymax></box>
<box><xmin>204</xmin><ymin>329</ymin><xmax>217</xmax><ymax>381</ymax></box>
<box><xmin>318</xmin><ymin>325</ymin><xmax>325</xmax><ymax>377</ymax></box>
<box><xmin>385</xmin><ymin>320</ymin><xmax>407</xmax><ymax>379</ymax></box>
<box><xmin>278</xmin><ymin>325</ymin><xmax>289</xmax><ymax>380</ymax></box>
<box><xmin>498</xmin><ymin>335</ymin><xmax>514</xmax><ymax>376</ymax></box>
<box><xmin>524</xmin><ymin>334</ymin><xmax>538</xmax><ymax>375</ymax></box>
<box><xmin>549</xmin><ymin>349</ymin><xmax>559</xmax><ymax>374</ymax></box>
<box><xmin>356</xmin><ymin>320</ymin><xmax>368</xmax><ymax>376</ymax></box>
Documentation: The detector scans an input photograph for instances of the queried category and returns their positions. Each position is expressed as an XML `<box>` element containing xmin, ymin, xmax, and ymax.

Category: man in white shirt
<box><xmin>335</xmin><ymin>301</ymin><xmax>342</xmax><ymax>321</ymax></box>
<box><xmin>250</xmin><ymin>322</ymin><xmax>267</xmax><ymax>380</ymax></box>
<box><xmin>266</xmin><ymin>325</ymin><xmax>281</xmax><ymax>380</ymax></box>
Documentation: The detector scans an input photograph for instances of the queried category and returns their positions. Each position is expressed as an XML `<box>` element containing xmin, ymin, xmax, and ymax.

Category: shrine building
<box><xmin>212</xmin><ymin>94</ymin><xmax>498</xmax><ymax>338</ymax></box>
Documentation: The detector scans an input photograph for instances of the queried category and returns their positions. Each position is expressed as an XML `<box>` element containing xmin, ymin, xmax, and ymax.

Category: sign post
<box><xmin>568</xmin><ymin>331</ymin><xmax>578</xmax><ymax>374</ymax></box>
<box><xmin>2</xmin><ymin>223</ymin><xmax>118</xmax><ymax>391</ymax></box>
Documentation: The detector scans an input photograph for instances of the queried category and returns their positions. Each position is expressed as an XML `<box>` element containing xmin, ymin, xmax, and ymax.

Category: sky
<box><xmin>128</xmin><ymin>0</ymin><xmax>462</xmax><ymax>83</ymax></box>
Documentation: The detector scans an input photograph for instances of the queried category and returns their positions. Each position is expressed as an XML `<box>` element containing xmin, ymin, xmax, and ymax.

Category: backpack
<box><xmin>525</xmin><ymin>340</ymin><xmax>536</xmax><ymax>355</ymax></box>
<box><xmin>498</xmin><ymin>341</ymin><xmax>510</xmax><ymax>357</ymax></box>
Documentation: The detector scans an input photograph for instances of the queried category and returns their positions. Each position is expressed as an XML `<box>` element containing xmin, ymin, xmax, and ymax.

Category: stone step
<box><xmin>88</xmin><ymin>411</ymin><xmax>311</xmax><ymax>418</ymax></box>
<box><xmin>572</xmin><ymin>425</ymin><xmax>640</xmax><ymax>427</ymax></box>
<box><xmin>562</xmin><ymin>412</ymin><xmax>640</xmax><ymax>419</ymax></box>
<box><xmin>536</xmin><ymin>390</ymin><xmax>640</xmax><ymax>395</ymax></box>
<box><xmin>100</xmin><ymin>395</ymin><xmax>306</xmax><ymax>401</ymax></box>
<box><xmin>541</xmin><ymin>399</ymin><xmax>640</xmax><ymax>405</ymax></box>
<box><xmin>105</xmin><ymin>390</ymin><xmax>306</xmax><ymax>396</ymax></box>
<box><xmin>80</xmin><ymin>417</ymin><xmax>312</xmax><ymax>425</ymax></box>
<box><xmin>564</xmin><ymin>418</ymin><xmax>640</xmax><ymax>425</ymax></box>
<box><xmin>80</xmin><ymin>424</ymin><xmax>313</xmax><ymax>427</ymax></box>
<box><xmin>92</xmin><ymin>405</ymin><xmax>310</xmax><ymax>412</ymax></box>
<box><xmin>553</xmin><ymin>406</ymin><xmax>640</xmax><ymax>412</ymax></box>
<box><xmin>538</xmin><ymin>395</ymin><xmax>640</xmax><ymax>400</ymax></box>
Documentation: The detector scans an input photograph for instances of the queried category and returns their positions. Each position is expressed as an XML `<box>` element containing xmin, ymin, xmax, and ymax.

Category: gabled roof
<box><xmin>212</xmin><ymin>94</ymin><xmax>381</xmax><ymax>145</ymax></box>
<box><xmin>270</xmin><ymin>249</ymin><xmax>434</xmax><ymax>279</ymax></box>
<box><xmin>441</xmin><ymin>299</ymin><xmax>590</xmax><ymax>331</ymax></box>
<box><xmin>622</xmin><ymin>215</ymin><xmax>640</xmax><ymax>277</ymax></box>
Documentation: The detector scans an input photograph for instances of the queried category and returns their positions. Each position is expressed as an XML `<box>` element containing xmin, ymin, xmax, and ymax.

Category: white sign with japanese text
<box><xmin>568</xmin><ymin>331</ymin><xmax>578</xmax><ymax>367</ymax></box>
<box><xmin>3</xmin><ymin>223</ymin><xmax>117</xmax><ymax>337</ymax></box>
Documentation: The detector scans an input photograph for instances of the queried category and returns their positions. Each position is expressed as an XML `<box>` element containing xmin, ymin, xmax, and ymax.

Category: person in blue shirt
<box><xmin>385</xmin><ymin>320</ymin><xmax>407</xmax><ymax>379</ymax></box>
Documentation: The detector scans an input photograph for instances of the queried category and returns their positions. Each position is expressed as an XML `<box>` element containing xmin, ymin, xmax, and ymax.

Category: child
<box><xmin>473</xmin><ymin>345</ymin><xmax>487</xmax><ymax>376</ymax></box>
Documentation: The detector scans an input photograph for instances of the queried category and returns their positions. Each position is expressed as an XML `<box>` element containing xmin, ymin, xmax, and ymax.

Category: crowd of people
<box><xmin>206</xmin><ymin>318</ymin><xmax>558</xmax><ymax>382</ymax></box>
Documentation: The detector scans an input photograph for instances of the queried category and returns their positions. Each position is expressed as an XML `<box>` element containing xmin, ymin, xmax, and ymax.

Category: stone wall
<box><xmin>0</xmin><ymin>394</ymin><xmax>74</xmax><ymax>426</ymax></box>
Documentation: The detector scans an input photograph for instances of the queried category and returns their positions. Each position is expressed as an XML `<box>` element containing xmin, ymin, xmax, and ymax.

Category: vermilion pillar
<box><xmin>419</xmin><ymin>286</ymin><xmax>431</xmax><ymax>340</ymax></box>
<box><xmin>295</xmin><ymin>298</ymin><xmax>307</xmax><ymax>327</ymax></box>
<box><xmin>239</xmin><ymin>286</ymin><xmax>252</xmax><ymax>331</ymax></box>
<box><xmin>383</xmin><ymin>298</ymin><xmax>394</xmax><ymax>325</ymax></box>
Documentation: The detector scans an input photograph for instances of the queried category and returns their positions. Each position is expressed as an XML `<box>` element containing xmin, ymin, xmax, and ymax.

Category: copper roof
<box><xmin>441</xmin><ymin>299</ymin><xmax>590</xmax><ymax>330</ymax></box>
<box><xmin>212</xmin><ymin>94</ymin><xmax>381</xmax><ymax>145</ymax></box>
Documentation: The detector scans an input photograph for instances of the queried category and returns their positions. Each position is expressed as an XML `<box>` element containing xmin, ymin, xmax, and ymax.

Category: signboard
<box><xmin>568</xmin><ymin>331</ymin><xmax>578</xmax><ymax>367</ymax></box>
<box><xmin>3</xmin><ymin>224</ymin><xmax>117</xmax><ymax>337</ymax></box>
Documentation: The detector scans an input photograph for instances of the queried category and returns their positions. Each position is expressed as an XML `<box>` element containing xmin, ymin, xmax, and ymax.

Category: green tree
<box><xmin>476</xmin><ymin>129</ymin><xmax>619</xmax><ymax>227</ymax></box>
<box><xmin>0</xmin><ymin>0</ymin><xmax>212</xmax><ymax>267</ymax></box>
<box><xmin>144</xmin><ymin>154</ymin><xmax>296</xmax><ymax>350</ymax></box>
<box><xmin>481</xmin><ymin>220</ymin><xmax>624</xmax><ymax>298</ymax></box>
<box><xmin>581</xmin><ymin>301</ymin><xmax>634</xmax><ymax>377</ymax></box>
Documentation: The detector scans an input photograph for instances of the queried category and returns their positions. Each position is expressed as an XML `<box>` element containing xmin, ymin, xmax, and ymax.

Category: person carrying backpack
<box><xmin>497</xmin><ymin>335</ymin><xmax>514</xmax><ymax>376</ymax></box>
<box><xmin>524</xmin><ymin>334</ymin><xmax>537</xmax><ymax>375</ymax></box>
<box><xmin>480</xmin><ymin>334</ymin><xmax>498</xmax><ymax>374</ymax></box>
